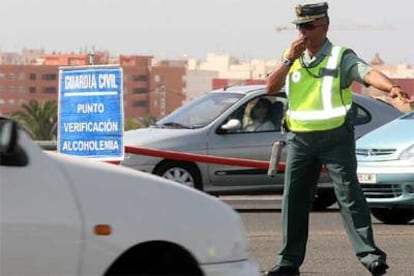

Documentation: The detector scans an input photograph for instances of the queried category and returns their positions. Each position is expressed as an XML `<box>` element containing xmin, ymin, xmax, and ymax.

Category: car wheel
<box><xmin>154</xmin><ymin>161</ymin><xmax>203</xmax><ymax>190</ymax></box>
<box><xmin>312</xmin><ymin>189</ymin><xmax>337</xmax><ymax>211</ymax></box>
<box><xmin>370</xmin><ymin>208</ymin><xmax>414</xmax><ymax>225</ymax></box>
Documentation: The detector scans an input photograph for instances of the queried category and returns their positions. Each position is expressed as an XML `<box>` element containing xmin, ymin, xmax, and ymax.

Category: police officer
<box><xmin>264</xmin><ymin>2</ymin><xmax>412</xmax><ymax>276</ymax></box>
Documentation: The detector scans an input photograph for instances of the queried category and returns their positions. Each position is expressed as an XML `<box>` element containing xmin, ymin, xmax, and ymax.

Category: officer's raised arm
<box><xmin>266</xmin><ymin>35</ymin><xmax>307</xmax><ymax>95</ymax></box>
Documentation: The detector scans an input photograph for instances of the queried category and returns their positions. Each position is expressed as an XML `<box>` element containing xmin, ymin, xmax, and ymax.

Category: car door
<box><xmin>0</xmin><ymin>131</ymin><xmax>82</xmax><ymax>275</ymax></box>
<box><xmin>206</xmin><ymin>95</ymin><xmax>286</xmax><ymax>190</ymax></box>
<box><xmin>351</xmin><ymin>95</ymin><xmax>403</xmax><ymax>139</ymax></box>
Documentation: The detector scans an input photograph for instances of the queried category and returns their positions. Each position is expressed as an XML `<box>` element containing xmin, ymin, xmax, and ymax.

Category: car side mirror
<box><xmin>0</xmin><ymin>120</ymin><xmax>18</xmax><ymax>154</ymax></box>
<box><xmin>0</xmin><ymin>120</ymin><xmax>28</xmax><ymax>167</ymax></box>
<box><xmin>217</xmin><ymin>119</ymin><xmax>242</xmax><ymax>134</ymax></box>
<box><xmin>222</xmin><ymin>119</ymin><xmax>242</xmax><ymax>130</ymax></box>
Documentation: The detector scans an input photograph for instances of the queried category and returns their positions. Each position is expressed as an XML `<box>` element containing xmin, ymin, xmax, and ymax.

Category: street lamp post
<box><xmin>159</xmin><ymin>85</ymin><xmax>166</xmax><ymax>117</ymax></box>
<box><xmin>88</xmin><ymin>49</ymin><xmax>95</xmax><ymax>65</ymax></box>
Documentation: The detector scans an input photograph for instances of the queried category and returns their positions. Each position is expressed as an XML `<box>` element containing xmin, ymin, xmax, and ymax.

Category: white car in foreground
<box><xmin>0</xmin><ymin>118</ymin><xmax>259</xmax><ymax>276</ymax></box>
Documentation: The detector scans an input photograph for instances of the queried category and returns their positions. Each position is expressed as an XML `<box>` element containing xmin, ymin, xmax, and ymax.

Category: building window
<box><xmin>68</xmin><ymin>59</ymin><xmax>82</xmax><ymax>66</ymax></box>
<box><xmin>43</xmin><ymin>87</ymin><xmax>57</xmax><ymax>94</ymax></box>
<box><xmin>8</xmin><ymin>73</ymin><xmax>16</xmax><ymax>81</ymax></box>
<box><xmin>132</xmin><ymin>75</ymin><xmax>148</xmax><ymax>82</ymax></box>
<box><xmin>42</xmin><ymin>74</ymin><xmax>57</xmax><ymax>81</ymax></box>
<box><xmin>29</xmin><ymin>87</ymin><xmax>36</xmax><ymax>93</ymax></box>
<box><xmin>19</xmin><ymin>87</ymin><xmax>25</xmax><ymax>94</ymax></box>
<box><xmin>29</xmin><ymin>73</ymin><xmax>36</xmax><ymax>80</ymax></box>
<box><xmin>132</xmin><ymin>87</ymin><xmax>148</xmax><ymax>94</ymax></box>
<box><xmin>8</xmin><ymin>86</ymin><xmax>16</xmax><ymax>93</ymax></box>
<box><xmin>132</xmin><ymin>100</ymin><xmax>148</xmax><ymax>107</ymax></box>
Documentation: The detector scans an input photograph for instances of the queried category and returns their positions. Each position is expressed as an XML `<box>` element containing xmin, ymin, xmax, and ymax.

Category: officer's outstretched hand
<box><xmin>389</xmin><ymin>86</ymin><xmax>412</xmax><ymax>103</ymax></box>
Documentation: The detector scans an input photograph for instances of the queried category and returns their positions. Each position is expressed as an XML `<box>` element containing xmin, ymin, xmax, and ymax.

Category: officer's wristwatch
<box><xmin>282</xmin><ymin>58</ymin><xmax>293</xmax><ymax>68</ymax></box>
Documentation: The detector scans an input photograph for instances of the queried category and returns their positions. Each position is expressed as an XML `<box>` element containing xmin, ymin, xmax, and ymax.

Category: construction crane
<box><xmin>275</xmin><ymin>24</ymin><xmax>395</xmax><ymax>32</ymax></box>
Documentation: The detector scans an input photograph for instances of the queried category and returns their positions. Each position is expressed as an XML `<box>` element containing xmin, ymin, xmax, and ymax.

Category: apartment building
<box><xmin>150</xmin><ymin>60</ymin><xmax>186</xmax><ymax>117</ymax></box>
<box><xmin>185</xmin><ymin>70</ymin><xmax>219</xmax><ymax>103</ymax></box>
<box><xmin>0</xmin><ymin>49</ymin><xmax>46</xmax><ymax>65</ymax></box>
<box><xmin>0</xmin><ymin>64</ymin><xmax>61</xmax><ymax>114</ymax></box>
<box><xmin>1</xmin><ymin>50</ymin><xmax>412</xmax><ymax>119</ymax></box>
<box><xmin>185</xmin><ymin>53</ymin><xmax>278</xmax><ymax>100</ymax></box>
<box><xmin>0</xmin><ymin>52</ymin><xmax>186</xmax><ymax>120</ymax></box>
<box><xmin>119</xmin><ymin>55</ymin><xmax>153</xmax><ymax>118</ymax></box>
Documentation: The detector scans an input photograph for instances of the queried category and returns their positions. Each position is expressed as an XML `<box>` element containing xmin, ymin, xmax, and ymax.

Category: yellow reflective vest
<box><xmin>285</xmin><ymin>46</ymin><xmax>352</xmax><ymax>132</ymax></box>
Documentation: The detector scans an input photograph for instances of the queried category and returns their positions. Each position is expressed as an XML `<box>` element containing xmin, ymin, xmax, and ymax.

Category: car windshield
<box><xmin>155</xmin><ymin>92</ymin><xmax>243</xmax><ymax>128</ymax></box>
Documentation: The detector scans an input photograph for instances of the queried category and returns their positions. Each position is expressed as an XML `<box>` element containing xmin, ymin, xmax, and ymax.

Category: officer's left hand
<box><xmin>389</xmin><ymin>86</ymin><xmax>412</xmax><ymax>103</ymax></box>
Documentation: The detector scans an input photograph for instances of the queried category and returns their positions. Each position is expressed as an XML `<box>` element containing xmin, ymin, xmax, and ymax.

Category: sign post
<box><xmin>57</xmin><ymin>65</ymin><xmax>124</xmax><ymax>161</ymax></box>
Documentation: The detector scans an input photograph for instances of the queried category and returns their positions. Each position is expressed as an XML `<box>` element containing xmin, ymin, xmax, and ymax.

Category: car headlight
<box><xmin>399</xmin><ymin>145</ymin><xmax>414</xmax><ymax>161</ymax></box>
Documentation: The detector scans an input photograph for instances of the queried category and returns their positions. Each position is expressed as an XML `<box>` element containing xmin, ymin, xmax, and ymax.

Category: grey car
<box><xmin>122</xmin><ymin>85</ymin><xmax>402</xmax><ymax>209</ymax></box>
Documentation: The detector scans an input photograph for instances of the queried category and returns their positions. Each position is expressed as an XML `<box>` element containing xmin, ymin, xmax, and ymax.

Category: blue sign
<box><xmin>58</xmin><ymin>66</ymin><xmax>124</xmax><ymax>160</ymax></box>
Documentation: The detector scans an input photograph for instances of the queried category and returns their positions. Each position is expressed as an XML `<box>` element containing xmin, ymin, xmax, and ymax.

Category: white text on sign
<box><xmin>63</xmin><ymin>121</ymin><xmax>119</xmax><ymax>132</ymax></box>
<box><xmin>77</xmin><ymin>103</ymin><xmax>105</xmax><ymax>113</ymax></box>
<box><xmin>62</xmin><ymin>140</ymin><xmax>120</xmax><ymax>151</ymax></box>
<box><xmin>64</xmin><ymin>74</ymin><xmax>118</xmax><ymax>90</ymax></box>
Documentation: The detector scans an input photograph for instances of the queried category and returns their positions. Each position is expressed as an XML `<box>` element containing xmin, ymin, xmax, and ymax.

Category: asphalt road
<box><xmin>221</xmin><ymin>196</ymin><xmax>414</xmax><ymax>276</ymax></box>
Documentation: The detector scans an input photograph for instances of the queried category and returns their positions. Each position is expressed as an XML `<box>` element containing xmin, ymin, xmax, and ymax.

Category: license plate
<box><xmin>357</xmin><ymin>173</ymin><xmax>377</xmax><ymax>183</ymax></box>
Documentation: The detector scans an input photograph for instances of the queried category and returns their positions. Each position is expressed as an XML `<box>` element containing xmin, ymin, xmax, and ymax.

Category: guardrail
<box><xmin>124</xmin><ymin>145</ymin><xmax>285</xmax><ymax>171</ymax></box>
<box><xmin>37</xmin><ymin>141</ymin><xmax>286</xmax><ymax>171</ymax></box>
<box><xmin>37</xmin><ymin>141</ymin><xmax>330</xmax><ymax>173</ymax></box>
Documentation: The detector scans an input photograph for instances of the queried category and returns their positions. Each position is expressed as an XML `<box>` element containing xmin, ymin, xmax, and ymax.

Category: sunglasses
<box><xmin>296</xmin><ymin>23</ymin><xmax>326</xmax><ymax>30</ymax></box>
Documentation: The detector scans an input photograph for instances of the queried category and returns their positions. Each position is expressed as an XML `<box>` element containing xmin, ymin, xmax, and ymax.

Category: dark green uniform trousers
<box><xmin>275</xmin><ymin>124</ymin><xmax>387</xmax><ymax>270</ymax></box>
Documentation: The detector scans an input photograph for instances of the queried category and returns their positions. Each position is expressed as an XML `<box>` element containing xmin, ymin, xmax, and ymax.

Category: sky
<box><xmin>1</xmin><ymin>0</ymin><xmax>413</xmax><ymax>64</ymax></box>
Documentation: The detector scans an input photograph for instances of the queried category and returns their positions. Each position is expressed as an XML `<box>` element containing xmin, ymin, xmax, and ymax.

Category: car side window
<box><xmin>352</xmin><ymin>103</ymin><xmax>371</xmax><ymax>125</ymax></box>
<box><xmin>226</xmin><ymin>96</ymin><xmax>285</xmax><ymax>133</ymax></box>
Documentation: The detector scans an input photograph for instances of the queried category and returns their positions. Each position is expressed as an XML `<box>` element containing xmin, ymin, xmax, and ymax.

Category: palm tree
<box><xmin>124</xmin><ymin>115</ymin><xmax>158</xmax><ymax>131</ymax></box>
<box><xmin>124</xmin><ymin>116</ymin><xmax>142</xmax><ymax>131</ymax></box>
<box><xmin>138</xmin><ymin>114</ymin><xmax>158</xmax><ymax>127</ymax></box>
<box><xmin>11</xmin><ymin>100</ymin><xmax>58</xmax><ymax>140</ymax></box>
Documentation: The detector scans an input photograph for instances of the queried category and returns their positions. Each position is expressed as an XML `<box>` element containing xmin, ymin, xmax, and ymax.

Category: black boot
<box><xmin>368</xmin><ymin>261</ymin><xmax>389</xmax><ymax>275</ymax></box>
<box><xmin>262</xmin><ymin>265</ymin><xmax>300</xmax><ymax>276</ymax></box>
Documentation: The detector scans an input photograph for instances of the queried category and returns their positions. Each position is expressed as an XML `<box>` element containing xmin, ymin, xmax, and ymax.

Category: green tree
<box><xmin>11</xmin><ymin>100</ymin><xmax>58</xmax><ymax>140</ymax></box>
<box><xmin>124</xmin><ymin>115</ymin><xmax>158</xmax><ymax>131</ymax></box>
<box><xmin>138</xmin><ymin>114</ymin><xmax>158</xmax><ymax>128</ymax></box>
<box><xmin>124</xmin><ymin>117</ymin><xmax>142</xmax><ymax>131</ymax></box>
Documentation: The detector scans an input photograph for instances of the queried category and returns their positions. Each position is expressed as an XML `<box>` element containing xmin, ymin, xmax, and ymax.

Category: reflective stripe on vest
<box><xmin>286</xmin><ymin>46</ymin><xmax>352</xmax><ymax>131</ymax></box>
